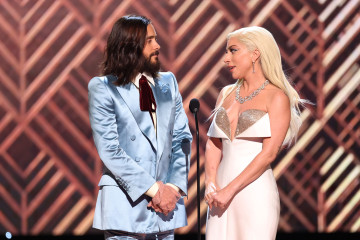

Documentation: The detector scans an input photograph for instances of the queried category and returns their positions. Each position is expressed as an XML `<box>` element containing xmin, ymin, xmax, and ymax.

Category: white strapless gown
<box><xmin>206</xmin><ymin>107</ymin><xmax>280</xmax><ymax>240</ymax></box>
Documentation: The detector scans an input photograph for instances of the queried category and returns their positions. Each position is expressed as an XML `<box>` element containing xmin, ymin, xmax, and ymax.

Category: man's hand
<box><xmin>147</xmin><ymin>181</ymin><xmax>181</xmax><ymax>216</ymax></box>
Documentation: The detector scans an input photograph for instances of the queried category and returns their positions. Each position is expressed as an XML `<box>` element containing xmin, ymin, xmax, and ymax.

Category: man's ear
<box><xmin>252</xmin><ymin>49</ymin><xmax>261</xmax><ymax>62</ymax></box>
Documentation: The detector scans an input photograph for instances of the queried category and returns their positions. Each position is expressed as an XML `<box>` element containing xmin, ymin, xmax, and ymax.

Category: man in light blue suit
<box><xmin>88</xmin><ymin>15</ymin><xmax>192</xmax><ymax>239</ymax></box>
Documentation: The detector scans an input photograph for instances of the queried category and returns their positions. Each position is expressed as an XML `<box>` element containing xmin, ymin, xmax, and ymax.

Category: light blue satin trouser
<box><xmin>104</xmin><ymin>230</ymin><xmax>174</xmax><ymax>240</ymax></box>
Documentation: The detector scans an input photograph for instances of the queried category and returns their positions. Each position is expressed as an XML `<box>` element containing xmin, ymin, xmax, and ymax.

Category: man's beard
<box><xmin>141</xmin><ymin>51</ymin><xmax>161</xmax><ymax>78</ymax></box>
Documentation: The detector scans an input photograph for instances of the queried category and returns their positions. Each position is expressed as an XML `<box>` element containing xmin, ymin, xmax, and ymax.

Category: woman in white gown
<box><xmin>204</xmin><ymin>27</ymin><xmax>304</xmax><ymax>240</ymax></box>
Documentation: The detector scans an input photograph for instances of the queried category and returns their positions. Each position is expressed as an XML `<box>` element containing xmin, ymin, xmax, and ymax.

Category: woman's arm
<box><xmin>204</xmin><ymin>137</ymin><xmax>222</xmax><ymax>208</ymax></box>
<box><xmin>205</xmin><ymin>138</ymin><xmax>222</xmax><ymax>183</ymax></box>
<box><xmin>204</xmin><ymin>86</ymin><xmax>233</xmax><ymax>208</ymax></box>
<box><xmin>211</xmin><ymin>90</ymin><xmax>291</xmax><ymax>209</ymax></box>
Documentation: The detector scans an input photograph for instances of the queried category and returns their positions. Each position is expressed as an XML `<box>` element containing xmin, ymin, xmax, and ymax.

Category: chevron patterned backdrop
<box><xmin>0</xmin><ymin>0</ymin><xmax>359</xmax><ymax>236</ymax></box>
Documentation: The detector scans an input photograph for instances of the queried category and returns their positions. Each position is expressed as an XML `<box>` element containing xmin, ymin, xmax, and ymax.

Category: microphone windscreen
<box><xmin>189</xmin><ymin>98</ymin><xmax>200</xmax><ymax>113</ymax></box>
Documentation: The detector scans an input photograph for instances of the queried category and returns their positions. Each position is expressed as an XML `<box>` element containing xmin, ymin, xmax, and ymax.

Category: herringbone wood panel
<box><xmin>0</xmin><ymin>0</ymin><xmax>359</xmax><ymax>235</ymax></box>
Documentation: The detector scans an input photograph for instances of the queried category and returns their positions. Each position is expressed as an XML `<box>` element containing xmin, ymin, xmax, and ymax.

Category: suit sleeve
<box><xmin>166</xmin><ymin>73</ymin><xmax>192</xmax><ymax>196</ymax></box>
<box><xmin>88</xmin><ymin>77</ymin><xmax>156</xmax><ymax>202</ymax></box>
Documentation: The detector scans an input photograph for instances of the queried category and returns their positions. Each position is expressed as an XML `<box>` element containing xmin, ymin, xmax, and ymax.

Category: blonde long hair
<box><xmin>216</xmin><ymin>26</ymin><xmax>305</xmax><ymax>146</ymax></box>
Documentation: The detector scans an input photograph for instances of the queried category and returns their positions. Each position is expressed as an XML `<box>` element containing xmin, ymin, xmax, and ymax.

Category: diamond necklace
<box><xmin>235</xmin><ymin>80</ymin><xmax>269</xmax><ymax>104</ymax></box>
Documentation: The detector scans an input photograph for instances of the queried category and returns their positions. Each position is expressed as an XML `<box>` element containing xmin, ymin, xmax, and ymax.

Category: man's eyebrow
<box><xmin>146</xmin><ymin>35</ymin><xmax>157</xmax><ymax>39</ymax></box>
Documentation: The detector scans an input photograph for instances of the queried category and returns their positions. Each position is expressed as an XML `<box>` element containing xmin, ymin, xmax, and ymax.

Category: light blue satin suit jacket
<box><xmin>88</xmin><ymin>72</ymin><xmax>192</xmax><ymax>233</ymax></box>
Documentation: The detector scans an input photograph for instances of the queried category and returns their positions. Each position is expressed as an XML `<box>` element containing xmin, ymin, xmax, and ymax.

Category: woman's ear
<box><xmin>252</xmin><ymin>49</ymin><xmax>261</xmax><ymax>62</ymax></box>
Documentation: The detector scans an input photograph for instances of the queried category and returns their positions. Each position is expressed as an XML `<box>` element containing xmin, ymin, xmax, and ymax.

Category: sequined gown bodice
<box><xmin>205</xmin><ymin>107</ymin><xmax>280</xmax><ymax>240</ymax></box>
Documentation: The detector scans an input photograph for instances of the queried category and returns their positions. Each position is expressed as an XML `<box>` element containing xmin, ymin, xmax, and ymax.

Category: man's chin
<box><xmin>151</xmin><ymin>59</ymin><xmax>161</xmax><ymax>68</ymax></box>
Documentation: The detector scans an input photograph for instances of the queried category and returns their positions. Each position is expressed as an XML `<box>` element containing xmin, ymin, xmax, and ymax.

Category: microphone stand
<box><xmin>189</xmin><ymin>98</ymin><xmax>201</xmax><ymax>240</ymax></box>
<box><xmin>195</xmin><ymin>108</ymin><xmax>201</xmax><ymax>240</ymax></box>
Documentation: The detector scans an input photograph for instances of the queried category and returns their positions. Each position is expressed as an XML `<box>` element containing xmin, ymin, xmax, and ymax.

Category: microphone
<box><xmin>189</xmin><ymin>98</ymin><xmax>201</xmax><ymax>240</ymax></box>
<box><xmin>189</xmin><ymin>98</ymin><xmax>200</xmax><ymax>113</ymax></box>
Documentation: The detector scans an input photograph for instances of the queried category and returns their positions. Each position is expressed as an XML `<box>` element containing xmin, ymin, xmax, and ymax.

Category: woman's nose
<box><xmin>223</xmin><ymin>54</ymin><xmax>230</xmax><ymax>64</ymax></box>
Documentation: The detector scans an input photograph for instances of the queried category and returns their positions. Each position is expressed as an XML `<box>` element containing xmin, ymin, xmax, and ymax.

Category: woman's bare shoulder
<box><xmin>215</xmin><ymin>83</ymin><xmax>236</xmax><ymax>106</ymax></box>
<box><xmin>266</xmin><ymin>84</ymin><xmax>290</xmax><ymax>111</ymax></box>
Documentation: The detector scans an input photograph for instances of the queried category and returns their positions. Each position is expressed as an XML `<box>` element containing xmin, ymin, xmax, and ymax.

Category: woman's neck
<box><xmin>241</xmin><ymin>73</ymin><xmax>267</xmax><ymax>93</ymax></box>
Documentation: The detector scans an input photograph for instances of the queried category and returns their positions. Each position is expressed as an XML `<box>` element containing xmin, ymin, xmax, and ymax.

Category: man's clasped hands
<box><xmin>147</xmin><ymin>181</ymin><xmax>181</xmax><ymax>216</ymax></box>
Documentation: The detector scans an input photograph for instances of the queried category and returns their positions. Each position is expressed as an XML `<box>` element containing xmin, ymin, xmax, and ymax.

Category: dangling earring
<box><xmin>252</xmin><ymin>61</ymin><xmax>255</xmax><ymax>73</ymax></box>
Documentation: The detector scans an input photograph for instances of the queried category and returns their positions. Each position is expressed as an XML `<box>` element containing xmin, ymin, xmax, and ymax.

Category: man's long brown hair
<box><xmin>102</xmin><ymin>15</ymin><xmax>150</xmax><ymax>85</ymax></box>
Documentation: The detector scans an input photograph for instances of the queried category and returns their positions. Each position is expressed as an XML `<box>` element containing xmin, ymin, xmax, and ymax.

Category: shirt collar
<box><xmin>134</xmin><ymin>73</ymin><xmax>155</xmax><ymax>88</ymax></box>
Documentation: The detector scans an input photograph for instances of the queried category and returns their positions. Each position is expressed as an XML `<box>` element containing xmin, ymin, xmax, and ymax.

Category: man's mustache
<box><xmin>150</xmin><ymin>51</ymin><xmax>160</xmax><ymax>57</ymax></box>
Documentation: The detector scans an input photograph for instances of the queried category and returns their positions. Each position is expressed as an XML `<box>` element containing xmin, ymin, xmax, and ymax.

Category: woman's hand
<box><xmin>204</xmin><ymin>181</ymin><xmax>219</xmax><ymax>209</ymax></box>
<box><xmin>209</xmin><ymin>186</ymin><xmax>235</xmax><ymax>210</ymax></box>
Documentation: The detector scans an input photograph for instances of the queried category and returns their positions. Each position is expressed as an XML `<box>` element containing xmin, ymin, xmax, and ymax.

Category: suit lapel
<box><xmin>152</xmin><ymin>78</ymin><xmax>172</xmax><ymax>160</ymax></box>
<box><xmin>115</xmin><ymin>82</ymin><xmax>157</xmax><ymax>151</ymax></box>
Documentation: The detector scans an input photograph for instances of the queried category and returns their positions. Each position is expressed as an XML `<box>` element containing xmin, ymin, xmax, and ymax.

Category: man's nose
<box><xmin>154</xmin><ymin>41</ymin><xmax>160</xmax><ymax>50</ymax></box>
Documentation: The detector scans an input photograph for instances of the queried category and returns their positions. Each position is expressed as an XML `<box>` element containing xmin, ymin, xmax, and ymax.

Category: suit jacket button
<box><xmin>169</xmin><ymin>130</ymin><xmax>173</xmax><ymax>135</ymax></box>
<box><xmin>168</xmin><ymin>154</ymin><xmax>171</xmax><ymax>159</ymax></box>
<box><xmin>130</xmin><ymin>135</ymin><xmax>136</xmax><ymax>141</ymax></box>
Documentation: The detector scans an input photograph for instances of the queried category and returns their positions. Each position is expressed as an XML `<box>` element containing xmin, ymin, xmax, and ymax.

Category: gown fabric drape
<box><xmin>206</xmin><ymin>107</ymin><xmax>280</xmax><ymax>240</ymax></box>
